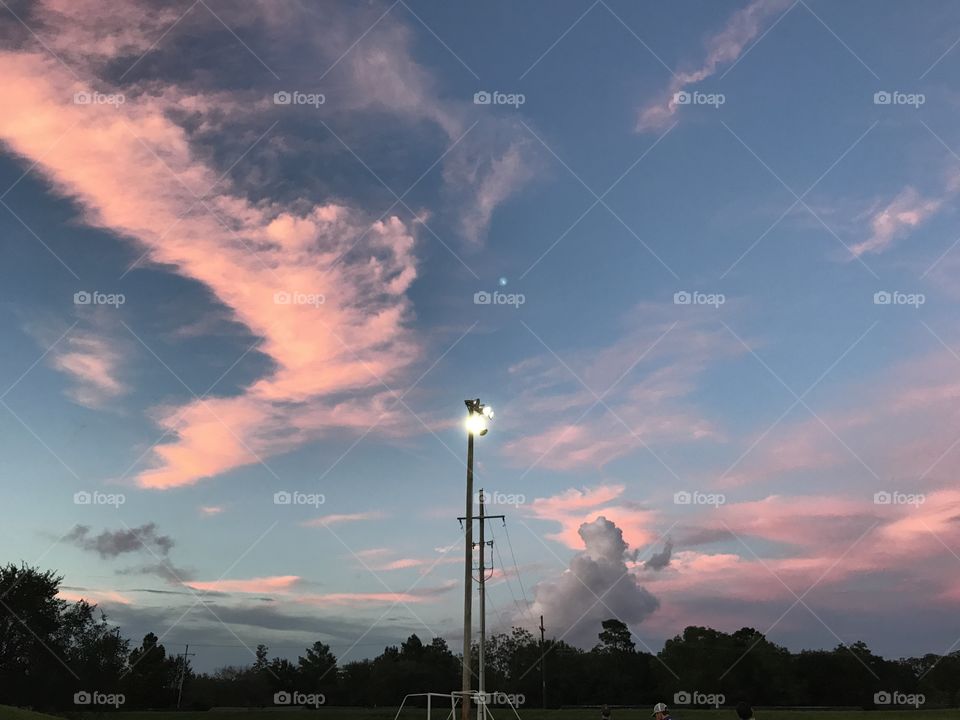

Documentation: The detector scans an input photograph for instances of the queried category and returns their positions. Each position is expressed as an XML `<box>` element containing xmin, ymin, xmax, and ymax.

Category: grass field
<box><xmin>4</xmin><ymin>708</ymin><xmax>959</xmax><ymax>720</ymax></box>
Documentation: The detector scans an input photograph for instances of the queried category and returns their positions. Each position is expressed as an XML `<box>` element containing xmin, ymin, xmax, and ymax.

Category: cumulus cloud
<box><xmin>529</xmin><ymin>516</ymin><xmax>659</xmax><ymax>647</ymax></box>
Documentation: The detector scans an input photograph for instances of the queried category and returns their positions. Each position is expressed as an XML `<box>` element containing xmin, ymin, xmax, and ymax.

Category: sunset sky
<box><xmin>3</xmin><ymin>0</ymin><xmax>960</xmax><ymax>671</ymax></box>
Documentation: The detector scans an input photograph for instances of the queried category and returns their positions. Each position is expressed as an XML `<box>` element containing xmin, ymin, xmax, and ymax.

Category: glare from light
<box><xmin>465</xmin><ymin>413</ymin><xmax>488</xmax><ymax>435</ymax></box>
<box><xmin>482</xmin><ymin>406</ymin><xmax>494</xmax><ymax>419</ymax></box>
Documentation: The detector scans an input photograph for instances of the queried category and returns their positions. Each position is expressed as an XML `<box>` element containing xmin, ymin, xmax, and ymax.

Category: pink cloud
<box><xmin>0</xmin><ymin>50</ymin><xmax>419</xmax><ymax>487</ymax></box>
<box><xmin>187</xmin><ymin>575</ymin><xmax>301</xmax><ymax>594</ymax></box>
<box><xmin>199</xmin><ymin>505</ymin><xmax>224</xmax><ymax>516</ymax></box>
<box><xmin>526</xmin><ymin>484</ymin><xmax>658</xmax><ymax>551</ymax></box>
<box><xmin>718</xmin><ymin>347</ymin><xmax>960</xmax><ymax>492</ymax></box>
<box><xmin>26</xmin><ymin>321</ymin><xmax>129</xmax><ymax>409</ymax></box>
<box><xmin>502</xmin><ymin>305</ymin><xmax>744</xmax><ymax>471</ymax></box>
<box><xmin>850</xmin><ymin>187</ymin><xmax>943</xmax><ymax>256</ymax></box>
<box><xmin>52</xmin><ymin>334</ymin><xmax>127</xmax><ymax>408</ymax></box>
<box><xmin>303</xmin><ymin>511</ymin><xmax>386</xmax><ymax>527</ymax></box>
<box><xmin>1</xmin><ymin>0</ymin><xmax>544</xmax><ymax>487</ymax></box>
<box><xmin>293</xmin><ymin>580</ymin><xmax>457</xmax><ymax>606</ymax></box>
<box><xmin>58</xmin><ymin>589</ymin><xmax>132</xmax><ymax>605</ymax></box>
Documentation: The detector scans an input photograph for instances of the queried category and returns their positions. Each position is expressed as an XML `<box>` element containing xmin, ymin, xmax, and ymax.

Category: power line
<box><xmin>489</xmin><ymin>522</ymin><xmax>528</xmax><ymax>623</ymax></box>
<box><xmin>502</xmin><ymin>521</ymin><xmax>534</xmax><ymax>621</ymax></box>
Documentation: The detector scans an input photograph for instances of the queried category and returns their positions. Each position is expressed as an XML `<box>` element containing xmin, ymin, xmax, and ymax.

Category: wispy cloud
<box><xmin>503</xmin><ymin>304</ymin><xmax>744</xmax><ymax>471</ymax></box>
<box><xmin>637</xmin><ymin>0</ymin><xmax>794</xmax><ymax>131</ymax></box>
<box><xmin>851</xmin><ymin>187</ymin><xmax>943</xmax><ymax>256</ymax></box>
<box><xmin>303</xmin><ymin>511</ymin><xmax>387</xmax><ymax>527</ymax></box>
<box><xmin>0</xmin><ymin>0</ymin><xmax>541</xmax><ymax>488</ymax></box>
<box><xmin>187</xmin><ymin>575</ymin><xmax>300</xmax><ymax>594</ymax></box>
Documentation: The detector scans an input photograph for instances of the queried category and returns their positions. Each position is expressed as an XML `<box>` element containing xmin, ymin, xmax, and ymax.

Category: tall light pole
<box><xmin>461</xmin><ymin>398</ymin><xmax>492</xmax><ymax>720</ymax></box>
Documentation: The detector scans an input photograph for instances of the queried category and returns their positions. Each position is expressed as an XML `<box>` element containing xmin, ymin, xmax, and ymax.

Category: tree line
<box><xmin>2</xmin><ymin>563</ymin><xmax>959</xmax><ymax>711</ymax></box>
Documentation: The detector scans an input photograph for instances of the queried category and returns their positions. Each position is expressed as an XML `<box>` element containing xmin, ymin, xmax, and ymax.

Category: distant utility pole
<box><xmin>458</xmin><ymin>490</ymin><xmax>503</xmax><ymax>717</ymax></box>
<box><xmin>176</xmin><ymin>644</ymin><xmax>196</xmax><ymax>709</ymax></box>
<box><xmin>539</xmin><ymin>616</ymin><xmax>546</xmax><ymax>709</ymax></box>
<box><xmin>477</xmin><ymin>489</ymin><xmax>503</xmax><ymax>703</ymax></box>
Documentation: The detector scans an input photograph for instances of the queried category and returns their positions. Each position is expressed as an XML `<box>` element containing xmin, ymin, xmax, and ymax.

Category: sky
<box><xmin>2</xmin><ymin>0</ymin><xmax>960</xmax><ymax>673</ymax></box>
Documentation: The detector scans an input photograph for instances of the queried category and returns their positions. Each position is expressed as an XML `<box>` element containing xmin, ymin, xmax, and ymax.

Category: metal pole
<box><xmin>478</xmin><ymin>489</ymin><xmax>486</xmax><ymax>705</ymax></box>
<box><xmin>539</xmin><ymin>616</ymin><xmax>546</xmax><ymax>709</ymax></box>
<box><xmin>176</xmin><ymin>643</ymin><xmax>195</xmax><ymax>709</ymax></box>
<box><xmin>461</xmin><ymin>425</ymin><xmax>474</xmax><ymax>720</ymax></box>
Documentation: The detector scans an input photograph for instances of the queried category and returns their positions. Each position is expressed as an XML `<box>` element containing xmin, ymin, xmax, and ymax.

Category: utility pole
<box><xmin>539</xmin><ymin>616</ymin><xmax>546</xmax><ymax>709</ymax></box>
<box><xmin>460</xmin><ymin>398</ymin><xmax>494</xmax><ymax>720</ymax></box>
<box><xmin>460</xmin><ymin>494</ymin><xmax>504</xmax><ymax>717</ymax></box>
<box><xmin>461</xmin><ymin>412</ymin><xmax>475</xmax><ymax>720</ymax></box>
<box><xmin>176</xmin><ymin>644</ymin><xmax>196</xmax><ymax>709</ymax></box>
<box><xmin>478</xmin><ymin>490</ymin><xmax>490</xmax><ymax>704</ymax></box>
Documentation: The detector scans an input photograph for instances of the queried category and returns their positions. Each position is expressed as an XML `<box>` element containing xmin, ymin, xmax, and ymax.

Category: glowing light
<box><xmin>466</xmin><ymin>413</ymin><xmax>488</xmax><ymax>435</ymax></box>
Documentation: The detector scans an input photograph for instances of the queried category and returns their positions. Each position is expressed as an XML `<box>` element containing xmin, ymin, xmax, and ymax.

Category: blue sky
<box><xmin>3</xmin><ymin>0</ymin><xmax>960</xmax><ymax>671</ymax></box>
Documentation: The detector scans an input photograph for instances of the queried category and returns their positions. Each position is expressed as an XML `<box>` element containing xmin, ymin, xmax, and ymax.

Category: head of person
<box><xmin>652</xmin><ymin>702</ymin><xmax>670</xmax><ymax>720</ymax></box>
<box><xmin>735</xmin><ymin>702</ymin><xmax>753</xmax><ymax>720</ymax></box>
